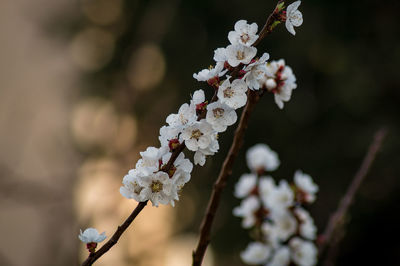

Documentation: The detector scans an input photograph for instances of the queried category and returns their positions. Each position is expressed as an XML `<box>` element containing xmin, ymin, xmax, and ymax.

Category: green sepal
<box><xmin>276</xmin><ymin>2</ymin><xmax>285</xmax><ymax>12</ymax></box>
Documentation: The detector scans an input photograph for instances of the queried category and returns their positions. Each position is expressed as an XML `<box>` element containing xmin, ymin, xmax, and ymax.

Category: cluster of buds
<box><xmin>234</xmin><ymin>144</ymin><xmax>318</xmax><ymax>266</ymax></box>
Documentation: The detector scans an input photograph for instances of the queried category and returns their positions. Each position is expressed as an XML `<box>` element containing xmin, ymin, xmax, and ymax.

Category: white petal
<box><xmin>285</xmin><ymin>20</ymin><xmax>296</xmax><ymax>35</ymax></box>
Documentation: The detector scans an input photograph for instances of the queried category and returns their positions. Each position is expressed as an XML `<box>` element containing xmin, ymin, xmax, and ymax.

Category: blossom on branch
<box><xmin>226</xmin><ymin>44</ymin><xmax>257</xmax><ymax>67</ymax></box>
<box><xmin>217</xmin><ymin>78</ymin><xmax>248</xmax><ymax>109</ymax></box>
<box><xmin>79</xmin><ymin>228</ymin><xmax>107</xmax><ymax>244</ymax></box>
<box><xmin>228</xmin><ymin>20</ymin><xmax>259</xmax><ymax>47</ymax></box>
<box><xmin>264</xmin><ymin>59</ymin><xmax>297</xmax><ymax>109</ymax></box>
<box><xmin>285</xmin><ymin>1</ymin><xmax>303</xmax><ymax>36</ymax></box>
<box><xmin>206</xmin><ymin>101</ymin><xmax>237</xmax><ymax>132</ymax></box>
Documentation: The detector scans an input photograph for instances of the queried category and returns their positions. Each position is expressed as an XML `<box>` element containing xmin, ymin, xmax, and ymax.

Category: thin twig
<box><xmin>192</xmin><ymin>90</ymin><xmax>261</xmax><ymax>266</ymax></box>
<box><xmin>318</xmin><ymin>128</ymin><xmax>387</xmax><ymax>262</ymax></box>
<box><xmin>81</xmin><ymin>201</ymin><xmax>147</xmax><ymax>266</ymax></box>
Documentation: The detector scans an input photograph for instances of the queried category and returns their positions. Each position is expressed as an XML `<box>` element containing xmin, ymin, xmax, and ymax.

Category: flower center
<box><xmin>223</xmin><ymin>87</ymin><xmax>234</xmax><ymax>98</ymax></box>
<box><xmin>191</xmin><ymin>129</ymin><xmax>203</xmax><ymax>140</ymax></box>
<box><xmin>151</xmin><ymin>181</ymin><xmax>163</xmax><ymax>193</ymax></box>
<box><xmin>133</xmin><ymin>181</ymin><xmax>143</xmax><ymax>194</ymax></box>
<box><xmin>240</xmin><ymin>33</ymin><xmax>250</xmax><ymax>44</ymax></box>
<box><xmin>212</xmin><ymin>108</ymin><xmax>225</xmax><ymax>118</ymax></box>
<box><xmin>179</xmin><ymin>113</ymin><xmax>188</xmax><ymax>124</ymax></box>
<box><xmin>236</xmin><ymin>50</ymin><xmax>245</xmax><ymax>60</ymax></box>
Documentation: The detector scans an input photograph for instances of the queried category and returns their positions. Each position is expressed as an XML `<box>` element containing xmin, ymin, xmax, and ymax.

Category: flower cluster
<box><xmin>234</xmin><ymin>144</ymin><xmax>318</xmax><ymax>266</ymax></box>
<box><xmin>118</xmin><ymin>2</ymin><xmax>302</xmax><ymax>208</ymax></box>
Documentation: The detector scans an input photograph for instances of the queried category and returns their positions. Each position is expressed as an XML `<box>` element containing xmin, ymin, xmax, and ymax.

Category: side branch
<box><xmin>81</xmin><ymin>201</ymin><xmax>147</xmax><ymax>266</ymax></box>
<box><xmin>318</xmin><ymin>128</ymin><xmax>387</xmax><ymax>258</ymax></box>
<box><xmin>192</xmin><ymin>90</ymin><xmax>261</xmax><ymax>266</ymax></box>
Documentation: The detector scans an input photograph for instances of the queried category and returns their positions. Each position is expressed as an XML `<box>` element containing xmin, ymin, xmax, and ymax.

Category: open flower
<box><xmin>206</xmin><ymin>102</ymin><xmax>237</xmax><ymax>132</ymax></box>
<box><xmin>193</xmin><ymin>62</ymin><xmax>226</xmax><ymax>82</ymax></box>
<box><xmin>120</xmin><ymin>169</ymin><xmax>146</xmax><ymax>202</ymax></box>
<box><xmin>180</xmin><ymin>119</ymin><xmax>214</xmax><ymax>151</ymax></box>
<box><xmin>137</xmin><ymin>171</ymin><xmax>178</xmax><ymax>207</ymax></box>
<box><xmin>285</xmin><ymin>1</ymin><xmax>303</xmax><ymax>35</ymax></box>
<box><xmin>226</xmin><ymin>44</ymin><xmax>257</xmax><ymax>67</ymax></box>
<box><xmin>193</xmin><ymin>132</ymin><xmax>219</xmax><ymax>166</ymax></box>
<box><xmin>217</xmin><ymin>78</ymin><xmax>248</xmax><ymax>109</ymax></box>
<box><xmin>79</xmin><ymin>228</ymin><xmax>106</xmax><ymax>244</ymax></box>
<box><xmin>228</xmin><ymin>20</ymin><xmax>259</xmax><ymax>46</ymax></box>
<box><xmin>166</xmin><ymin>103</ymin><xmax>197</xmax><ymax>128</ymax></box>
<box><xmin>244</xmin><ymin>53</ymin><xmax>269</xmax><ymax>91</ymax></box>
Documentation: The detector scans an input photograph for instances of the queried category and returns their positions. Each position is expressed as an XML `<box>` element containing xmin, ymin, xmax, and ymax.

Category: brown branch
<box><xmin>318</xmin><ymin>128</ymin><xmax>387</xmax><ymax>261</ymax></box>
<box><xmin>192</xmin><ymin>90</ymin><xmax>261</xmax><ymax>266</ymax></box>
<box><xmin>82</xmin><ymin>201</ymin><xmax>147</xmax><ymax>266</ymax></box>
<box><xmin>253</xmin><ymin>0</ymin><xmax>284</xmax><ymax>47</ymax></box>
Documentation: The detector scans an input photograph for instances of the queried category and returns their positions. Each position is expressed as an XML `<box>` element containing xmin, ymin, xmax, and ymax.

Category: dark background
<box><xmin>1</xmin><ymin>0</ymin><xmax>399</xmax><ymax>265</ymax></box>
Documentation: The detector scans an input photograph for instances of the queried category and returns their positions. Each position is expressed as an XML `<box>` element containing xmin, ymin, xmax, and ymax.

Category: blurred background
<box><xmin>0</xmin><ymin>0</ymin><xmax>399</xmax><ymax>265</ymax></box>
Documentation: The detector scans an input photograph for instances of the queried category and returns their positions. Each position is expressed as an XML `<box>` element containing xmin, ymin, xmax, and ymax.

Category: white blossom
<box><xmin>121</xmin><ymin>145</ymin><xmax>191</xmax><ymax>207</ymax></box>
<box><xmin>228</xmin><ymin>20</ymin><xmax>259</xmax><ymax>46</ymax></box>
<box><xmin>261</xmin><ymin>222</ymin><xmax>281</xmax><ymax>248</ymax></box>
<box><xmin>266</xmin><ymin>180</ymin><xmax>294</xmax><ymax>212</ymax></box>
<box><xmin>294</xmin><ymin>170</ymin><xmax>318</xmax><ymax>203</ymax></box>
<box><xmin>137</xmin><ymin>171</ymin><xmax>178</xmax><ymax>207</ymax></box>
<box><xmin>191</xmin><ymin>89</ymin><xmax>206</xmax><ymax>105</ymax></box>
<box><xmin>162</xmin><ymin>152</ymin><xmax>193</xmax><ymax>189</ymax></box>
<box><xmin>294</xmin><ymin>207</ymin><xmax>317</xmax><ymax>240</ymax></box>
<box><xmin>289</xmin><ymin>238</ymin><xmax>317</xmax><ymax>266</ymax></box>
<box><xmin>246</xmin><ymin>144</ymin><xmax>280</xmax><ymax>173</ymax></box>
<box><xmin>226</xmin><ymin>44</ymin><xmax>257</xmax><ymax>67</ymax></box>
<box><xmin>217</xmin><ymin>78</ymin><xmax>248</xmax><ymax>109</ymax></box>
<box><xmin>206</xmin><ymin>102</ymin><xmax>237</xmax><ymax>132</ymax></box>
<box><xmin>214</xmin><ymin>47</ymin><xmax>227</xmax><ymax>63</ymax></box>
<box><xmin>135</xmin><ymin>146</ymin><xmax>169</xmax><ymax>174</ymax></box>
<box><xmin>241</xmin><ymin>242</ymin><xmax>271</xmax><ymax>265</ymax></box>
<box><xmin>233</xmin><ymin>196</ymin><xmax>260</xmax><ymax>228</ymax></box>
<box><xmin>259</xmin><ymin>176</ymin><xmax>277</xmax><ymax>202</ymax></box>
<box><xmin>79</xmin><ymin>228</ymin><xmax>106</xmax><ymax>243</ymax></box>
<box><xmin>180</xmin><ymin>119</ymin><xmax>214</xmax><ymax>151</ymax></box>
<box><xmin>270</xmin><ymin>211</ymin><xmax>297</xmax><ymax>242</ymax></box>
<box><xmin>234</xmin><ymin>173</ymin><xmax>257</xmax><ymax>198</ymax></box>
<box><xmin>193</xmin><ymin>132</ymin><xmax>219</xmax><ymax>166</ymax></box>
<box><xmin>120</xmin><ymin>169</ymin><xmax>146</xmax><ymax>202</ymax></box>
<box><xmin>285</xmin><ymin>1</ymin><xmax>303</xmax><ymax>36</ymax></box>
<box><xmin>166</xmin><ymin>103</ymin><xmax>196</xmax><ymax>128</ymax></box>
<box><xmin>265</xmin><ymin>59</ymin><xmax>297</xmax><ymax>109</ymax></box>
<box><xmin>244</xmin><ymin>53</ymin><xmax>270</xmax><ymax>91</ymax></box>
<box><xmin>267</xmin><ymin>246</ymin><xmax>290</xmax><ymax>266</ymax></box>
<box><xmin>193</xmin><ymin>62</ymin><xmax>226</xmax><ymax>81</ymax></box>
<box><xmin>159</xmin><ymin>125</ymin><xmax>181</xmax><ymax>147</ymax></box>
